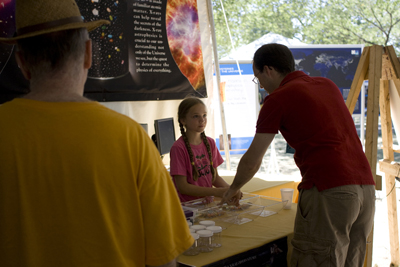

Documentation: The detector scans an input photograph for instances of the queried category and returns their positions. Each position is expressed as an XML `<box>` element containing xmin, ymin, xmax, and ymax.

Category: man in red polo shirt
<box><xmin>221</xmin><ymin>43</ymin><xmax>375</xmax><ymax>267</ymax></box>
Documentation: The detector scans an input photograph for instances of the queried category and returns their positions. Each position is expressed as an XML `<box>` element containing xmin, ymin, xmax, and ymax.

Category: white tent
<box><xmin>222</xmin><ymin>33</ymin><xmax>306</xmax><ymax>60</ymax></box>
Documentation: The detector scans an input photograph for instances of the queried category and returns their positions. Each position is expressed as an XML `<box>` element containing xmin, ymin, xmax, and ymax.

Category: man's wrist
<box><xmin>229</xmin><ymin>185</ymin><xmax>241</xmax><ymax>192</ymax></box>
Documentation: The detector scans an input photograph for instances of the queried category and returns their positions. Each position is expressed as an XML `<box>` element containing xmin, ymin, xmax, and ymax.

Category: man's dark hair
<box><xmin>16</xmin><ymin>28</ymin><xmax>88</xmax><ymax>77</ymax></box>
<box><xmin>253</xmin><ymin>43</ymin><xmax>295</xmax><ymax>75</ymax></box>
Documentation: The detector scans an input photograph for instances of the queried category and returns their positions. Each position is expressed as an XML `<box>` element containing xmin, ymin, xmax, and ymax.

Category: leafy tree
<box><xmin>211</xmin><ymin>0</ymin><xmax>400</xmax><ymax>59</ymax></box>
<box><xmin>211</xmin><ymin>0</ymin><xmax>306</xmax><ymax>58</ymax></box>
<box><xmin>300</xmin><ymin>0</ymin><xmax>400</xmax><ymax>52</ymax></box>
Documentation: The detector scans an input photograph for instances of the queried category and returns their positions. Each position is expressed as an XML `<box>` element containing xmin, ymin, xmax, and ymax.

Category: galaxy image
<box><xmin>166</xmin><ymin>0</ymin><xmax>205</xmax><ymax>91</ymax></box>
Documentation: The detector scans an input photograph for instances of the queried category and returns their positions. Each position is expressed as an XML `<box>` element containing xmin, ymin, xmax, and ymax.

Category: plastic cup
<box><xmin>206</xmin><ymin>225</ymin><xmax>223</xmax><ymax>247</ymax></box>
<box><xmin>199</xmin><ymin>220</ymin><xmax>216</xmax><ymax>227</ymax></box>
<box><xmin>197</xmin><ymin>230</ymin><xmax>214</xmax><ymax>252</ymax></box>
<box><xmin>190</xmin><ymin>225</ymin><xmax>207</xmax><ymax>231</ymax></box>
<box><xmin>280</xmin><ymin>188</ymin><xmax>294</xmax><ymax>209</ymax></box>
<box><xmin>183</xmin><ymin>233</ymin><xmax>200</xmax><ymax>256</ymax></box>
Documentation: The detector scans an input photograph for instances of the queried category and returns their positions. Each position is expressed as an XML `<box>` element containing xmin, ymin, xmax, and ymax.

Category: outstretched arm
<box><xmin>219</xmin><ymin>133</ymin><xmax>275</xmax><ymax>205</ymax></box>
<box><xmin>212</xmin><ymin>169</ymin><xmax>230</xmax><ymax>188</ymax></box>
<box><xmin>174</xmin><ymin>175</ymin><xmax>228</xmax><ymax>198</ymax></box>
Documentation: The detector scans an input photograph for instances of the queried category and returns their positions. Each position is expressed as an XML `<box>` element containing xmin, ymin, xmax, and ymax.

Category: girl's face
<box><xmin>181</xmin><ymin>103</ymin><xmax>207</xmax><ymax>134</ymax></box>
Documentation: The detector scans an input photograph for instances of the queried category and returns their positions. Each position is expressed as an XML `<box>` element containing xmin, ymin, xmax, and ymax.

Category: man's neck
<box><xmin>22</xmin><ymin>92</ymin><xmax>91</xmax><ymax>102</ymax></box>
<box><xmin>24</xmin><ymin>72</ymin><xmax>90</xmax><ymax>102</ymax></box>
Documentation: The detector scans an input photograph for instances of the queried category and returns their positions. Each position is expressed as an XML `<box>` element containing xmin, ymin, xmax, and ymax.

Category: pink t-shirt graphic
<box><xmin>170</xmin><ymin>136</ymin><xmax>224</xmax><ymax>202</ymax></box>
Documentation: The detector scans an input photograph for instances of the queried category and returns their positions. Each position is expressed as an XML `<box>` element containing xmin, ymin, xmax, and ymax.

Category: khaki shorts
<box><xmin>290</xmin><ymin>184</ymin><xmax>375</xmax><ymax>267</ymax></box>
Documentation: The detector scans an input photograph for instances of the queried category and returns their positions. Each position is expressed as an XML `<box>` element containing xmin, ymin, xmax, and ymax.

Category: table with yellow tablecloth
<box><xmin>221</xmin><ymin>176</ymin><xmax>300</xmax><ymax>203</ymax></box>
<box><xmin>178</xmin><ymin>204</ymin><xmax>297</xmax><ymax>267</ymax></box>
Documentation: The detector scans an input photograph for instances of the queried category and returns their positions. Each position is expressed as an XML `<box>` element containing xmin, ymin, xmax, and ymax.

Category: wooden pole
<box><xmin>379</xmin><ymin>78</ymin><xmax>400</xmax><ymax>265</ymax></box>
<box><xmin>347</xmin><ymin>45</ymin><xmax>400</xmax><ymax>267</ymax></box>
<box><xmin>364</xmin><ymin>45</ymin><xmax>382</xmax><ymax>180</ymax></box>
<box><xmin>346</xmin><ymin>47</ymin><xmax>370</xmax><ymax>114</ymax></box>
<box><xmin>361</xmin><ymin>45</ymin><xmax>382</xmax><ymax>267</ymax></box>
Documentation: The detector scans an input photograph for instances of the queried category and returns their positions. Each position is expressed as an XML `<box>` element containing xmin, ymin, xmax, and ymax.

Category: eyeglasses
<box><xmin>252</xmin><ymin>76</ymin><xmax>259</xmax><ymax>84</ymax></box>
<box><xmin>252</xmin><ymin>72</ymin><xmax>260</xmax><ymax>84</ymax></box>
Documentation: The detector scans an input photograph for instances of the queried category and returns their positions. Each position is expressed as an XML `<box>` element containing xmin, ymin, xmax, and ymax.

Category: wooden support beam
<box><xmin>365</xmin><ymin>45</ymin><xmax>382</xmax><ymax>179</ymax></box>
<box><xmin>380</xmin><ymin>80</ymin><xmax>394</xmax><ymax>159</ymax></box>
<box><xmin>345</xmin><ymin>45</ymin><xmax>400</xmax><ymax>267</ymax></box>
<box><xmin>356</xmin><ymin>45</ymin><xmax>400</xmax><ymax>267</ymax></box>
<box><xmin>379</xmin><ymin>159</ymin><xmax>400</xmax><ymax>177</ymax></box>
<box><xmin>384</xmin><ymin>47</ymin><xmax>400</xmax><ymax>101</ymax></box>
<box><xmin>375</xmin><ymin>174</ymin><xmax>382</xmax><ymax>191</ymax></box>
<box><xmin>346</xmin><ymin>47</ymin><xmax>370</xmax><ymax>114</ymax></box>
<box><xmin>363</xmin><ymin>45</ymin><xmax>383</xmax><ymax>267</ymax></box>
<box><xmin>386</xmin><ymin>46</ymin><xmax>400</xmax><ymax>78</ymax></box>
<box><xmin>379</xmin><ymin>79</ymin><xmax>400</xmax><ymax>265</ymax></box>
<box><xmin>382</xmin><ymin>53</ymin><xmax>396</xmax><ymax>80</ymax></box>
<box><xmin>386</xmin><ymin>172</ymin><xmax>400</xmax><ymax>265</ymax></box>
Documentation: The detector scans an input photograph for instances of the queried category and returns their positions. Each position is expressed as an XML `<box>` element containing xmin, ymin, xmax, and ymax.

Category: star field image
<box><xmin>77</xmin><ymin>0</ymin><xmax>129</xmax><ymax>79</ymax></box>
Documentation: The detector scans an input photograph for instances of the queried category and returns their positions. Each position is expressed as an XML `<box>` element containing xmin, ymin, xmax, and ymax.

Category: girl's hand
<box><xmin>204</xmin><ymin>196</ymin><xmax>214</xmax><ymax>204</ymax></box>
<box><xmin>216</xmin><ymin>187</ymin><xmax>230</xmax><ymax>198</ymax></box>
<box><xmin>219</xmin><ymin>187</ymin><xmax>242</xmax><ymax>206</ymax></box>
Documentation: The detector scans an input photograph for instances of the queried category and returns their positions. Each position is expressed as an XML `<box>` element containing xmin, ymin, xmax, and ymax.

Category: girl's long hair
<box><xmin>178</xmin><ymin>97</ymin><xmax>216</xmax><ymax>182</ymax></box>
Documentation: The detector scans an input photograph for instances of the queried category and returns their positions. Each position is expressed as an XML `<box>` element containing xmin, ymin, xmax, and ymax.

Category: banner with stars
<box><xmin>0</xmin><ymin>0</ymin><xmax>208</xmax><ymax>103</ymax></box>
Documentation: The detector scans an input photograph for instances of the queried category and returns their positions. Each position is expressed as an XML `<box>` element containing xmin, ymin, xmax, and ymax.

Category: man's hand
<box><xmin>219</xmin><ymin>187</ymin><xmax>242</xmax><ymax>207</ymax></box>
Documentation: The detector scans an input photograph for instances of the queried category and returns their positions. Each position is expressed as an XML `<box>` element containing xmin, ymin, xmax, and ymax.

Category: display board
<box><xmin>290</xmin><ymin>45</ymin><xmax>364</xmax><ymax>115</ymax></box>
<box><xmin>0</xmin><ymin>0</ymin><xmax>207</xmax><ymax>103</ymax></box>
<box><xmin>214</xmin><ymin>61</ymin><xmax>259</xmax><ymax>155</ymax></box>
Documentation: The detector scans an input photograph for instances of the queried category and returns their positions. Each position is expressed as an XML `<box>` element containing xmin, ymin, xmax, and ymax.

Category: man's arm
<box><xmin>220</xmin><ymin>133</ymin><xmax>275</xmax><ymax>205</ymax></box>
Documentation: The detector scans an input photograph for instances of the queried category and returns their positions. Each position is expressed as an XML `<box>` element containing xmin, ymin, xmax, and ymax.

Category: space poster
<box><xmin>0</xmin><ymin>0</ymin><xmax>207</xmax><ymax>103</ymax></box>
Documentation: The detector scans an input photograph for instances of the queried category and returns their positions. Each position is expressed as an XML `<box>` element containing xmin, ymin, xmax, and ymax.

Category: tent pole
<box><xmin>206</xmin><ymin>0</ymin><xmax>231</xmax><ymax>170</ymax></box>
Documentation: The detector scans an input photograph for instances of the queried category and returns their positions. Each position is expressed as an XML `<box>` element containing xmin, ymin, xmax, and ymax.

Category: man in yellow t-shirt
<box><xmin>0</xmin><ymin>1</ymin><xmax>193</xmax><ymax>266</ymax></box>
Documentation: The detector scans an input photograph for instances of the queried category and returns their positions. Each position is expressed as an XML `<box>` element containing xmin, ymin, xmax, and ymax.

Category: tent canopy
<box><xmin>222</xmin><ymin>33</ymin><xmax>306</xmax><ymax>60</ymax></box>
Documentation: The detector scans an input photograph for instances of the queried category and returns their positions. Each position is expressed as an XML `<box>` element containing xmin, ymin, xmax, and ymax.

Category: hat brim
<box><xmin>0</xmin><ymin>20</ymin><xmax>110</xmax><ymax>45</ymax></box>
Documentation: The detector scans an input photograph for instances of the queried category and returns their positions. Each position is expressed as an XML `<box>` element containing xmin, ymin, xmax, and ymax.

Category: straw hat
<box><xmin>0</xmin><ymin>0</ymin><xmax>110</xmax><ymax>44</ymax></box>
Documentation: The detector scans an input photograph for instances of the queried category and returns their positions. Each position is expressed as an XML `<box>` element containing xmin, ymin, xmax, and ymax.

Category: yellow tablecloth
<box><xmin>221</xmin><ymin>176</ymin><xmax>300</xmax><ymax>203</ymax></box>
<box><xmin>178</xmin><ymin>204</ymin><xmax>297</xmax><ymax>266</ymax></box>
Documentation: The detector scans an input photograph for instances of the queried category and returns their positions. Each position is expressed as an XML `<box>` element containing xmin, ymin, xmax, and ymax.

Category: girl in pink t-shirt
<box><xmin>170</xmin><ymin>97</ymin><xmax>230</xmax><ymax>203</ymax></box>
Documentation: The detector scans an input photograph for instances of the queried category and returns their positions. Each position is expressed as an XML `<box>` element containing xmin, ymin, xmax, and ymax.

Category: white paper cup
<box><xmin>280</xmin><ymin>188</ymin><xmax>294</xmax><ymax>209</ymax></box>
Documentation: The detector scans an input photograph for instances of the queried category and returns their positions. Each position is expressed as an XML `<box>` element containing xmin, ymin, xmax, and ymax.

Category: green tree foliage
<box><xmin>211</xmin><ymin>0</ymin><xmax>306</xmax><ymax>58</ymax></box>
<box><xmin>211</xmin><ymin>0</ymin><xmax>400</xmax><ymax>59</ymax></box>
